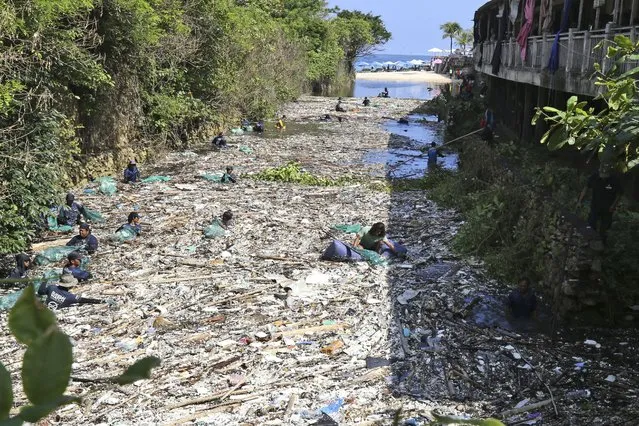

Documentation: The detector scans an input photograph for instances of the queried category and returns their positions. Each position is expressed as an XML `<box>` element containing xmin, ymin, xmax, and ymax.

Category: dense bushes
<box><xmin>0</xmin><ymin>0</ymin><xmax>389</xmax><ymax>253</ymax></box>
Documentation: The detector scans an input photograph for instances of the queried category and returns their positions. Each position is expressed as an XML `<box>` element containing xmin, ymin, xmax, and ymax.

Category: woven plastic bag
<box><xmin>98</xmin><ymin>177</ymin><xmax>117</xmax><ymax>195</ymax></box>
<box><xmin>84</xmin><ymin>207</ymin><xmax>105</xmax><ymax>223</ymax></box>
<box><xmin>239</xmin><ymin>146</ymin><xmax>253</xmax><ymax>154</ymax></box>
<box><xmin>34</xmin><ymin>246</ymin><xmax>77</xmax><ymax>266</ymax></box>
<box><xmin>356</xmin><ymin>248</ymin><xmax>388</xmax><ymax>266</ymax></box>
<box><xmin>112</xmin><ymin>227</ymin><xmax>137</xmax><ymax>243</ymax></box>
<box><xmin>46</xmin><ymin>215</ymin><xmax>73</xmax><ymax>233</ymax></box>
<box><xmin>333</xmin><ymin>224</ymin><xmax>363</xmax><ymax>234</ymax></box>
<box><xmin>142</xmin><ymin>175</ymin><xmax>172</xmax><ymax>183</ymax></box>
<box><xmin>201</xmin><ymin>173</ymin><xmax>223</xmax><ymax>182</ymax></box>
<box><xmin>204</xmin><ymin>220</ymin><xmax>226</xmax><ymax>238</ymax></box>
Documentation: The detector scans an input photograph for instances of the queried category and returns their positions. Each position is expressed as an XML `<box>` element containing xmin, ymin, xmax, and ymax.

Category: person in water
<box><xmin>353</xmin><ymin>222</ymin><xmax>397</xmax><ymax>254</ymax></box>
<box><xmin>7</xmin><ymin>254</ymin><xmax>31</xmax><ymax>279</ymax></box>
<box><xmin>335</xmin><ymin>100</ymin><xmax>346</xmax><ymax>112</ymax></box>
<box><xmin>427</xmin><ymin>142</ymin><xmax>443</xmax><ymax>166</ymax></box>
<box><xmin>212</xmin><ymin>132</ymin><xmax>227</xmax><ymax>148</ymax></box>
<box><xmin>508</xmin><ymin>278</ymin><xmax>537</xmax><ymax>319</ymax></box>
<box><xmin>380</xmin><ymin>87</ymin><xmax>389</xmax><ymax>98</ymax></box>
<box><xmin>253</xmin><ymin>121</ymin><xmax>265</xmax><ymax>133</ymax></box>
<box><xmin>38</xmin><ymin>273</ymin><xmax>102</xmax><ymax>310</ymax></box>
<box><xmin>57</xmin><ymin>192</ymin><xmax>87</xmax><ymax>226</ymax></box>
<box><xmin>116</xmin><ymin>212</ymin><xmax>142</xmax><ymax>237</ymax></box>
<box><xmin>363</xmin><ymin>97</ymin><xmax>371</xmax><ymax>107</ymax></box>
<box><xmin>221</xmin><ymin>166</ymin><xmax>237</xmax><ymax>184</ymax></box>
<box><xmin>63</xmin><ymin>251</ymin><xmax>92</xmax><ymax>282</ymax></box>
<box><xmin>123</xmin><ymin>159</ymin><xmax>141</xmax><ymax>183</ymax></box>
<box><xmin>275</xmin><ymin>115</ymin><xmax>286</xmax><ymax>130</ymax></box>
<box><xmin>221</xmin><ymin>210</ymin><xmax>234</xmax><ymax>229</ymax></box>
<box><xmin>66</xmin><ymin>223</ymin><xmax>99</xmax><ymax>254</ymax></box>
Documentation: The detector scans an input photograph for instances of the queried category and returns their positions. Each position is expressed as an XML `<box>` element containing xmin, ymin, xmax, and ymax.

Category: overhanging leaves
<box><xmin>18</xmin><ymin>395</ymin><xmax>80</xmax><ymax>423</ymax></box>
<box><xmin>0</xmin><ymin>363</ymin><xmax>13</xmax><ymax>420</ymax></box>
<box><xmin>8</xmin><ymin>287</ymin><xmax>56</xmax><ymax>346</ymax></box>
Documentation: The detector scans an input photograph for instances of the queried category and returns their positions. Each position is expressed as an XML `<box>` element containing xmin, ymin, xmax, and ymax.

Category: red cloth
<box><xmin>516</xmin><ymin>0</ymin><xmax>535</xmax><ymax>61</ymax></box>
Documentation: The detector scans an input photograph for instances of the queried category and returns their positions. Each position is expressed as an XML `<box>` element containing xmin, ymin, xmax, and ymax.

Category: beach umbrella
<box><xmin>370</xmin><ymin>61</ymin><xmax>384</xmax><ymax>69</ymax></box>
<box><xmin>357</xmin><ymin>61</ymin><xmax>370</xmax><ymax>67</ymax></box>
<box><xmin>427</xmin><ymin>48</ymin><xmax>444</xmax><ymax>53</ymax></box>
<box><xmin>395</xmin><ymin>61</ymin><xmax>407</xmax><ymax>70</ymax></box>
<box><xmin>409</xmin><ymin>59</ymin><xmax>426</xmax><ymax>66</ymax></box>
<box><xmin>382</xmin><ymin>61</ymin><xmax>396</xmax><ymax>66</ymax></box>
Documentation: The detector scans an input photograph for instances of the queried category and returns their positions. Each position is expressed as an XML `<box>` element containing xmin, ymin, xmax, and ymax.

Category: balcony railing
<box><xmin>474</xmin><ymin>25</ymin><xmax>639</xmax><ymax>92</ymax></box>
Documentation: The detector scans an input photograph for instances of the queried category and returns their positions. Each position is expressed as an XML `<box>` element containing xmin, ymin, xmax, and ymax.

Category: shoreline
<box><xmin>356</xmin><ymin>70</ymin><xmax>451</xmax><ymax>84</ymax></box>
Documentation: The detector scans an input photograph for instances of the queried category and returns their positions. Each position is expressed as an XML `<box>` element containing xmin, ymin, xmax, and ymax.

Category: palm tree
<box><xmin>454</xmin><ymin>29</ymin><xmax>474</xmax><ymax>55</ymax></box>
<box><xmin>440</xmin><ymin>22</ymin><xmax>463</xmax><ymax>54</ymax></box>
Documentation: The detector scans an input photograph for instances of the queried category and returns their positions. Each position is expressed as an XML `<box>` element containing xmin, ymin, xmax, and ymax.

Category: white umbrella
<box><xmin>409</xmin><ymin>59</ymin><xmax>426</xmax><ymax>66</ymax></box>
<box><xmin>370</xmin><ymin>61</ymin><xmax>384</xmax><ymax>69</ymax></box>
<box><xmin>427</xmin><ymin>48</ymin><xmax>444</xmax><ymax>53</ymax></box>
<box><xmin>382</xmin><ymin>61</ymin><xmax>396</xmax><ymax>66</ymax></box>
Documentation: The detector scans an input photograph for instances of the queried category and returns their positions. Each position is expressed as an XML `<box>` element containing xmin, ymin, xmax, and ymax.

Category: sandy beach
<box><xmin>356</xmin><ymin>70</ymin><xmax>451</xmax><ymax>84</ymax></box>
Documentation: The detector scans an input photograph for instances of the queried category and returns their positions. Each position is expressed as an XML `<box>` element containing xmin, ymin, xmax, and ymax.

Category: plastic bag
<box><xmin>34</xmin><ymin>246</ymin><xmax>77</xmax><ymax>266</ymax></box>
<box><xmin>356</xmin><ymin>248</ymin><xmax>388</xmax><ymax>266</ymax></box>
<box><xmin>142</xmin><ymin>175</ymin><xmax>172</xmax><ymax>183</ymax></box>
<box><xmin>84</xmin><ymin>207</ymin><xmax>105</xmax><ymax>223</ymax></box>
<box><xmin>201</xmin><ymin>173</ymin><xmax>223</xmax><ymax>182</ymax></box>
<box><xmin>98</xmin><ymin>177</ymin><xmax>117</xmax><ymax>195</ymax></box>
<box><xmin>111</xmin><ymin>227</ymin><xmax>137</xmax><ymax>243</ymax></box>
<box><xmin>239</xmin><ymin>146</ymin><xmax>253</xmax><ymax>154</ymax></box>
<box><xmin>333</xmin><ymin>224</ymin><xmax>363</xmax><ymax>234</ymax></box>
<box><xmin>203</xmin><ymin>220</ymin><xmax>226</xmax><ymax>238</ymax></box>
<box><xmin>230</xmin><ymin>128</ymin><xmax>244</xmax><ymax>135</ymax></box>
<box><xmin>46</xmin><ymin>215</ymin><xmax>73</xmax><ymax>233</ymax></box>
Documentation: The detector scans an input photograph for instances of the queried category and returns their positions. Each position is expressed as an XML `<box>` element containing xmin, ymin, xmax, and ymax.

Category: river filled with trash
<box><xmin>0</xmin><ymin>96</ymin><xmax>637</xmax><ymax>425</ymax></box>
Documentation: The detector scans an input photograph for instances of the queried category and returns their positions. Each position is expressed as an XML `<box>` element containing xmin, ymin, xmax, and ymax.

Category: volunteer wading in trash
<box><xmin>57</xmin><ymin>192</ymin><xmax>87</xmax><ymax>226</ymax></box>
<box><xmin>7</xmin><ymin>254</ymin><xmax>31</xmax><ymax>279</ymax></box>
<box><xmin>221</xmin><ymin>166</ymin><xmax>237</xmax><ymax>184</ymax></box>
<box><xmin>353</xmin><ymin>222</ymin><xmax>400</xmax><ymax>255</ymax></box>
<box><xmin>123</xmin><ymin>159</ymin><xmax>141</xmax><ymax>183</ymax></box>
<box><xmin>63</xmin><ymin>251</ymin><xmax>92</xmax><ymax>282</ymax></box>
<box><xmin>116</xmin><ymin>212</ymin><xmax>142</xmax><ymax>236</ymax></box>
<box><xmin>508</xmin><ymin>277</ymin><xmax>537</xmax><ymax>319</ymax></box>
<box><xmin>38</xmin><ymin>273</ymin><xmax>102</xmax><ymax>310</ymax></box>
<box><xmin>66</xmin><ymin>223</ymin><xmax>99</xmax><ymax>254</ymax></box>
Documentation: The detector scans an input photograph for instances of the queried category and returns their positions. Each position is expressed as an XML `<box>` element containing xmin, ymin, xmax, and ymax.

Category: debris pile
<box><xmin>0</xmin><ymin>96</ymin><xmax>637</xmax><ymax>425</ymax></box>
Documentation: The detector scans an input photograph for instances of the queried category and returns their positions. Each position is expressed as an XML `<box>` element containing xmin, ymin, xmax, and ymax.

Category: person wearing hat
<box><xmin>221</xmin><ymin>166</ymin><xmax>237</xmax><ymax>184</ymax></box>
<box><xmin>123</xmin><ymin>159</ymin><xmax>141</xmax><ymax>183</ymax></box>
<box><xmin>7</xmin><ymin>254</ymin><xmax>31</xmax><ymax>279</ymax></box>
<box><xmin>211</xmin><ymin>132</ymin><xmax>227</xmax><ymax>148</ymax></box>
<box><xmin>66</xmin><ymin>223</ymin><xmax>99</xmax><ymax>254</ymax></box>
<box><xmin>57</xmin><ymin>192</ymin><xmax>87</xmax><ymax>227</ymax></box>
<box><xmin>63</xmin><ymin>252</ymin><xmax>92</xmax><ymax>282</ymax></box>
<box><xmin>37</xmin><ymin>273</ymin><xmax>102</xmax><ymax>310</ymax></box>
<box><xmin>116</xmin><ymin>212</ymin><xmax>142</xmax><ymax>236</ymax></box>
<box><xmin>578</xmin><ymin>163</ymin><xmax>624</xmax><ymax>241</ymax></box>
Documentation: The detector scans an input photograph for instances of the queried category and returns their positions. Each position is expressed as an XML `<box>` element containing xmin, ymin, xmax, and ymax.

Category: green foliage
<box><xmin>252</xmin><ymin>161</ymin><xmax>350</xmax><ymax>186</ymax></box>
<box><xmin>602</xmin><ymin>211</ymin><xmax>639</xmax><ymax>296</ymax></box>
<box><xmin>533</xmin><ymin>35</ymin><xmax>639</xmax><ymax>172</ymax></box>
<box><xmin>454</xmin><ymin>29</ymin><xmax>474</xmax><ymax>54</ymax></box>
<box><xmin>431</xmin><ymin>414</ymin><xmax>505</xmax><ymax>426</ymax></box>
<box><xmin>334</xmin><ymin>10</ymin><xmax>391</xmax><ymax>72</ymax></box>
<box><xmin>0</xmin><ymin>287</ymin><xmax>160</xmax><ymax>424</ymax></box>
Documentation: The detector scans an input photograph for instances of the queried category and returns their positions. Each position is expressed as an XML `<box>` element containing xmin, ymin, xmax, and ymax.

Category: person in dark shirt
<box><xmin>253</xmin><ymin>121</ymin><xmax>265</xmax><ymax>133</ymax></box>
<box><xmin>123</xmin><ymin>159</ymin><xmax>141</xmax><ymax>183</ymax></box>
<box><xmin>38</xmin><ymin>273</ymin><xmax>102</xmax><ymax>310</ymax></box>
<box><xmin>57</xmin><ymin>193</ymin><xmax>87</xmax><ymax>226</ymax></box>
<box><xmin>221</xmin><ymin>210</ymin><xmax>234</xmax><ymax>229</ymax></box>
<box><xmin>7</xmin><ymin>254</ymin><xmax>31</xmax><ymax>279</ymax></box>
<box><xmin>508</xmin><ymin>278</ymin><xmax>537</xmax><ymax>319</ymax></box>
<box><xmin>363</xmin><ymin>97</ymin><xmax>371</xmax><ymax>107</ymax></box>
<box><xmin>116</xmin><ymin>212</ymin><xmax>142</xmax><ymax>236</ymax></box>
<box><xmin>221</xmin><ymin>166</ymin><xmax>237</xmax><ymax>184</ymax></box>
<box><xmin>212</xmin><ymin>132</ymin><xmax>227</xmax><ymax>148</ymax></box>
<box><xmin>427</xmin><ymin>142</ymin><xmax>440</xmax><ymax>166</ymax></box>
<box><xmin>335</xmin><ymin>99</ymin><xmax>346</xmax><ymax>112</ymax></box>
<box><xmin>578</xmin><ymin>165</ymin><xmax>623</xmax><ymax>239</ymax></box>
<box><xmin>66</xmin><ymin>223</ymin><xmax>99</xmax><ymax>254</ymax></box>
<box><xmin>63</xmin><ymin>251</ymin><xmax>92</xmax><ymax>282</ymax></box>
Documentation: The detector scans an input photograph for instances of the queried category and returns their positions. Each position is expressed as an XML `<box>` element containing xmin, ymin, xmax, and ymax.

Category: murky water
<box><xmin>362</xmin><ymin>114</ymin><xmax>458</xmax><ymax>179</ymax></box>
<box><xmin>467</xmin><ymin>293</ymin><xmax>554</xmax><ymax>335</ymax></box>
<box><xmin>350</xmin><ymin>79</ymin><xmax>444</xmax><ymax>100</ymax></box>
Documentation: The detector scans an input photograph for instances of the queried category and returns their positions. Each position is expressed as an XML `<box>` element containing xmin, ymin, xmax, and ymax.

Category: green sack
<box><xmin>204</xmin><ymin>220</ymin><xmax>226</xmax><ymax>238</ymax></box>
<box><xmin>201</xmin><ymin>173</ymin><xmax>223</xmax><ymax>182</ymax></box>
<box><xmin>142</xmin><ymin>175</ymin><xmax>172</xmax><ymax>183</ymax></box>
<box><xmin>0</xmin><ymin>282</ymin><xmax>39</xmax><ymax>311</ymax></box>
<box><xmin>84</xmin><ymin>207</ymin><xmax>105</xmax><ymax>223</ymax></box>
<box><xmin>230</xmin><ymin>128</ymin><xmax>244</xmax><ymax>135</ymax></box>
<box><xmin>34</xmin><ymin>246</ymin><xmax>77</xmax><ymax>266</ymax></box>
<box><xmin>356</xmin><ymin>248</ymin><xmax>388</xmax><ymax>266</ymax></box>
<box><xmin>98</xmin><ymin>177</ymin><xmax>117</xmax><ymax>195</ymax></box>
<box><xmin>239</xmin><ymin>146</ymin><xmax>252</xmax><ymax>154</ymax></box>
<box><xmin>112</xmin><ymin>227</ymin><xmax>137</xmax><ymax>243</ymax></box>
<box><xmin>333</xmin><ymin>224</ymin><xmax>363</xmax><ymax>234</ymax></box>
<box><xmin>46</xmin><ymin>215</ymin><xmax>73</xmax><ymax>233</ymax></box>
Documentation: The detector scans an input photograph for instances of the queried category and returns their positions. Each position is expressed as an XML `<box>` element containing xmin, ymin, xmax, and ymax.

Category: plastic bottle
<box><xmin>566</xmin><ymin>389</ymin><xmax>591</xmax><ymax>399</ymax></box>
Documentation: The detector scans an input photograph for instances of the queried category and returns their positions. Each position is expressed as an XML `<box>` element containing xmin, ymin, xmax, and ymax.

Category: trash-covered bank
<box><xmin>1</xmin><ymin>96</ymin><xmax>638</xmax><ymax>425</ymax></box>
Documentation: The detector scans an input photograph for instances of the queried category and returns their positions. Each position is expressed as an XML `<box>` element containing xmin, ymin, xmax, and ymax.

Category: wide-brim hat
<box><xmin>59</xmin><ymin>273</ymin><xmax>79</xmax><ymax>288</ymax></box>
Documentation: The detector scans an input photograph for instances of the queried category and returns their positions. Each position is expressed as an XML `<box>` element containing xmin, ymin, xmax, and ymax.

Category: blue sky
<box><xmin>327</xmin><ymin>0</ymin><xmax>488</xmax><ymax>55</ymax></box>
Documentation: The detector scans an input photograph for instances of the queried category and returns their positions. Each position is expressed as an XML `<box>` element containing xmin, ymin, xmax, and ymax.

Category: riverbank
<box><xmin>356</xmin><ymin>70</ymin><xmax>451</xmax><ymax>84</ymax></box>
<box><xmin>1</xmin><ymin>96</ymin><xmax>637</xmax><ymax>424</ymax></box>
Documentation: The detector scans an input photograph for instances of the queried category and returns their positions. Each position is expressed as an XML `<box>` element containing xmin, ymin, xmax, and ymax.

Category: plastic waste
<box><xmin>201</xmin><ymin>173</ymin><xmax>223</xmax><ymax>182</ymax></box>
<box><xmin>566</xmin><ymin>389</ymin><xmax>591</xmax><ymax>399</ymax></box>
<box><xmin>320</xmin><ymin>397</ymin><xmax>343</xmax><ymax>415</ymax></box>
<box><xmin>333</xmin><ymin>224</ymin><xmax>362</xmax><ymax>234</ymax></box>
<box><xmin>112</xmin><ymin>227</ymin><xmax>138</xmax><ymax>243</ymax></box>
<box><xmin>34</xmin><ymin>246</ymin><xmax>77</xmax><ymax>266</ymax></box>
<box><xmin>230</xmin><ymin>127</ymin><xmax>244</xmax><ymax>135</ymax></box>
<box><xmin>83</xmin><ymin>207</ymin><xmax>105</xmax><ymax>223</ymax></box>
<box><xmin>239</xmin><ymin>146</ymin><xmax>253</xmax><ymax>154</ymax></box>
<box><xmin>203</xmin><ymin>220</ymin><xmax>226</xmax><ymax>238</ymax></box>
<box><xmin>97</xmin><ymin>177</ymin><xmax>117</xmax><ymax>195</ymax></box>
<box><xmin>0</xmin><ymin>270</ymin><xmax>60</xmax><ymax>310</ymax></box>
<box><xmin>46</xmin><ymin>215</ymin><xmax>73</xmax><ymax>233</ymax></box>
<box><xmin>142</xmin><ymin>175</ymin><xmax>172</xmax><ymax>183</ymax></box>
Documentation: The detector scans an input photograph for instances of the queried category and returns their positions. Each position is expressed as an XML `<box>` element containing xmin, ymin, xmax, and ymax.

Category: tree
<box><xmin>440</xmin><ymin>21</ymin><xmax>463</xmax><ymax>54</ymax></box>
<box><xmin>532</xmin><ymin>35</ymin><xmax>639</xmax><ymax>172</ymax></box>
<box><xmin>334</xmin><ymin>10</ymin><xmax>391</xmax><ymax>72</ymax></box>
<box><xmin>454</xmin><ymin>29</ymin><xmax>474</xmax><ymax>54</ymax></box>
